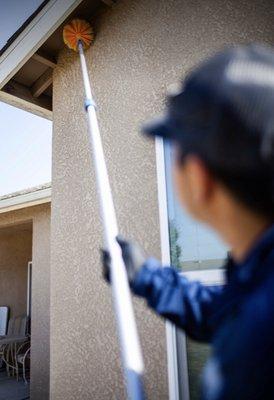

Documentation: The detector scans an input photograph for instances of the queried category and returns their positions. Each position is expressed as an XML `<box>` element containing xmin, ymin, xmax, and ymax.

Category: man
<box><xmin>104</xmin><ymin>44</ymin><xmax>274</xmax><ymax>399</ymax></box>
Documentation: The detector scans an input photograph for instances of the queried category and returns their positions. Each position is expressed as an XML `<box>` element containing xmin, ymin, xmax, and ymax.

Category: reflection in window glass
<box><xmin>164</xmin><ymin>141</ymin><xmax>228</xmax><ymax>271</ymax></box>
<box><xmin>164</xmin><ymin>140</ymin><xmax>226</xmax><ymax>399</ymax></box>
<box><xmin>186</xmin><ymin>338</ymin><xmax>210</xmax><ymax>400</ymax></box>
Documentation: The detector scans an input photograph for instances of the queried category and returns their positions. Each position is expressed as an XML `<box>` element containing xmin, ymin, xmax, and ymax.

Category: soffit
<box><xmin>0</xmin><ymin>0</ymin><xmax>110</xmax><ymax>119</ymax></box>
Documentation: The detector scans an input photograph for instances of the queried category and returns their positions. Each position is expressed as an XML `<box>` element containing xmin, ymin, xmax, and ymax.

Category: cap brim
<box><xmin>142</xmin><ymin>115</ymin><xmax>177</xmax><ymax>140</ymax></box>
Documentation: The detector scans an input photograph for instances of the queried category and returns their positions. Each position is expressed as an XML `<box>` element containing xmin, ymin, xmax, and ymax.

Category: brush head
<box><xmin>63</xmin><ymin>19</ymin><xmax>94</xmax><ymax>52</ymax></box>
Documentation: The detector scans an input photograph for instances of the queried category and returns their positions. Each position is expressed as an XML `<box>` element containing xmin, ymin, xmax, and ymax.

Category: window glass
<box><xmin>164</xmin><ymin>140</ymin><xmax>226</xmax><ymax>399</ymax></box>
<box><xmin>164</xmin><ymin>141</ymin><xmax>228</xmax><ymax>271</ymax></box>
<box><xmin>186</xmin><ymin>338</ymin><xmax>210</xmax><ymax>400</ymax></box>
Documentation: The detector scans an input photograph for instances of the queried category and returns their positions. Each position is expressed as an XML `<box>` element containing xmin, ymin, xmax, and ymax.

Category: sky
<box><xmin>0</xmin><ymin>0</ymin><xmax>52</xmax><ymax>197</ymax></box>
<box><xmin>0</xmin><ymin>102</ymin><xmax>52</xmax><ymax>196</ymax></box>
<box><xmin>0</xmin><ymin>0</ymin><xmax>44</xmax><ymax>49</ymax></box>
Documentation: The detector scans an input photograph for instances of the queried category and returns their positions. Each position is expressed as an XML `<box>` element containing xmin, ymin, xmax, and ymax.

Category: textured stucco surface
<box><xmin>51</xmin><ymin>0</ymin><xmax>273</xmax><ymax>399</ymax></box>
<box><xmin>0</xmin><ymin>204</ymin><xmax>51</xmax><ymax>400</ymax></box>
<box><xmin>0</xmin><ymin>229</ymin><xmax>32</xmax><ymax>318</ymax></box>
<box><xmin>31</xmin><ymin>206</ymin><xmax>51</xmax><ymax>400</ymax></box>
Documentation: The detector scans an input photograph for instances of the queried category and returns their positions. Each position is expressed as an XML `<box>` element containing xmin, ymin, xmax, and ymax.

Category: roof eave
<box><xmin>0</xmin><ymin>186</ymin><xmax>51</xmax><ymax>214</ymax></box>
<box><xmin>0</xmin><ymin>0</ymin><xmax>83</xmax><ymax>90</ymax></box>
<box><xmin>0</xmin><ymin>0</ymin><xmax>50</xmax><ymax>57</ymax></box>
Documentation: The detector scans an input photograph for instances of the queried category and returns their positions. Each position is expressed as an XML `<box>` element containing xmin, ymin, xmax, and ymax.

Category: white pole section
<box><xmin>78</xmin><ymin>41</ymin><xmax>145</xmax><ymax>400</ymax></box>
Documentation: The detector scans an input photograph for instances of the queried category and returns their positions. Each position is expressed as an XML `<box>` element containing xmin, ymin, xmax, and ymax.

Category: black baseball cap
<box><xmin>143</xmin><ymin>44</ymin><xmax>274</xmax><ymax>176</ymax></box>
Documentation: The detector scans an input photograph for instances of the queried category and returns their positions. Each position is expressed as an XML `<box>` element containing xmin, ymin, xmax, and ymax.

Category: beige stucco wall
<box><xmin>51</xmin><ymin>0</ymin><xmax>273</xmax><ymax>399</ymax></box>
<box><xmin>0</xmin><ymin>204</ymin><xmax>51</xmax><ymax>400</ymax></box>
<box><xmin>0</xmin><ymin>228</ymin><xmax>32</xmax><ymax>318</ymax></box>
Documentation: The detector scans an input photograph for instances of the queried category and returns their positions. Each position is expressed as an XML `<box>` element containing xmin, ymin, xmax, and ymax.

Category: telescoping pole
<box><xmin>77</xmin><ymin>40</ymin><xmax>145</xmax><ymax>400</ymax></box>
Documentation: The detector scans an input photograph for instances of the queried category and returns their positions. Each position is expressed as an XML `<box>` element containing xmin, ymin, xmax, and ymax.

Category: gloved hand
<box><xmin>101</xmin><ymin>236</ymin><xmax>146</xmax><ymax>286</ymax></box>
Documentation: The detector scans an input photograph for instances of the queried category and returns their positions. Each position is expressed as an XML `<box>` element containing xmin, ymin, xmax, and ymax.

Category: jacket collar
<box><xmin>208</xmin><ymin>224</ymin><xmax>274</xmax><ymax>329</ymax></box>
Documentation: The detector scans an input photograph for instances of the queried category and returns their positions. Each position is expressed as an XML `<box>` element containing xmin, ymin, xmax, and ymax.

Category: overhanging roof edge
<box><xmin>0</xmin><ymin>185</ymin><xmax>52</xmax><ymax>214</ymax></box>
<box><xmin>0</xmin><ymin>0</ymin><xmax>83</xmax><ymax>90</ymax></box>
<box><xmin>0</xmin><ymin>0</ymin><xmax>50</xmax><ymax>57</ymax></box>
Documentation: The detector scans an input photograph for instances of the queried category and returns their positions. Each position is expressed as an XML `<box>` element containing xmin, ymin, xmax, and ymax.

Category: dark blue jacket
<box><xmin>132</xmin><ymin>225</ymin><xmax>274</xmax><ymax>399</ymax></box>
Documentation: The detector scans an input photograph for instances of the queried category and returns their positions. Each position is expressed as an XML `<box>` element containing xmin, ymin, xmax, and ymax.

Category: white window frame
<box><xmin>156</xmin><ymin>137</ymin><xmax>182</xmax><ymax>400</ymax></box>
<box><xmin>155</xmin><ymin>137</ymin><xmax>225</xmax><ymax>400</ymax></box>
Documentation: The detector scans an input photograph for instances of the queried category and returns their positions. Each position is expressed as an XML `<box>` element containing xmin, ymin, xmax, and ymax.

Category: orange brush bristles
<box><xmin>63</xmin><ymin>19</ymin><xmax>94</xmax><ymax>51</ymax></box>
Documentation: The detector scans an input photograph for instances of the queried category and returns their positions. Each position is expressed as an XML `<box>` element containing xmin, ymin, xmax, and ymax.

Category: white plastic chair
<box><xmin>16</xmin><ymin>341</ymin><xmax>30</xmax><ymax>384</ymax></box>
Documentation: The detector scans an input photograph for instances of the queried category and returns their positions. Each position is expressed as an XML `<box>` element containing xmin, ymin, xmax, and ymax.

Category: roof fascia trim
<box><xmin>0</xmin><ymin>89</ymin><xmax>52</xmax><ymax>120</ymax></box>
<box><xmin>0</xmin><ymin>187</ymin><xmax>52</xmax><ymax>214</ymax></box>
<box><xmin>0</xmin><ymin>0</ymin><xmax>83</xmax><ymax>89</ymax></box>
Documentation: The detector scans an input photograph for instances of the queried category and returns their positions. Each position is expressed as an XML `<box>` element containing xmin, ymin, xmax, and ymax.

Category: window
<box><xmin>164</xmin><ymin>141</ymin><xmax>228</xmax><ymax>271</ymax></box>
<box><xmin>163</xmin><ymin>140</ymin><xmax>227</xmax><ymax>400</ymax></box>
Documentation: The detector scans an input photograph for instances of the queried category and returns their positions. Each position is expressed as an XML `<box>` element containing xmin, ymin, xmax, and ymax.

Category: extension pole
<box><xmin>78</xmin><ymin>40</ymin><xmax>145</xmax><ymax>400</ymax></box>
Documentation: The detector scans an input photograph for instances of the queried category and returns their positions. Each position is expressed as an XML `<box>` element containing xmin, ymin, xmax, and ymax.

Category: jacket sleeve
<box><xmin>132</xmin><ymin>258</ymin><xmax>224</xmax><ymax>342</ymax></box>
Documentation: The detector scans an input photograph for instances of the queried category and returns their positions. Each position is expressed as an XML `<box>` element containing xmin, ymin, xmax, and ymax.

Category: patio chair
<box><xmin>16</xmin><ymin>340</ymin><xmax>30</xmax><ymax>384</ymax></box>
<box><xmin>1</xmin><ymin>315</ymin><xmax>29</xmax><ymax>377</ymax></box>
<box><xmin>0</xmin><ymin>314</ymin><xmax>28</xmax><ymax>338</ymax></box>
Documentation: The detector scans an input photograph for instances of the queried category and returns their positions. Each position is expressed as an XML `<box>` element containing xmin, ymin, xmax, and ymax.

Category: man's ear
<box><xmin>185</xmin><ymin>155</ymin><xmax>214</xmax><ymax>204</ymax></box>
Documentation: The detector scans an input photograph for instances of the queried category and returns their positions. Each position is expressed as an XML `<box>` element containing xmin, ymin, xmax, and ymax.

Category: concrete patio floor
<box><xmin>0</xmin><ymin>371</ymin><xmax>29</xmax><ymax>400</ymax></box>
